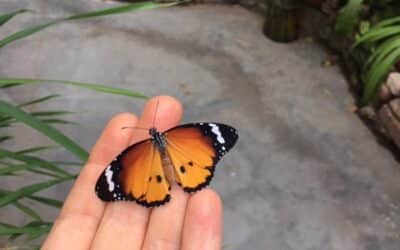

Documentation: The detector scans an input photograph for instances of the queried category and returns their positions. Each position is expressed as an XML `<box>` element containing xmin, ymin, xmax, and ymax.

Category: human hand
<box><xmin>42</xmin><ymin>96</ymin><xmax>223</xmax><ymax>250</ymax></box>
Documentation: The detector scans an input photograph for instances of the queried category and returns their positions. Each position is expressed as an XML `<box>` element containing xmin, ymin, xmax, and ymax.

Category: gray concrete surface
<box><xmin>1</xmin><ymin>1</ymin><xmax>400</xmax><ymax>249</ymax></box>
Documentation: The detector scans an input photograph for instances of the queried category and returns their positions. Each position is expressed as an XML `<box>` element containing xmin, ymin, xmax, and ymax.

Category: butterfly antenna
<box><xmin>152</xmin><ymin>99</ymin><xmax>160</xmax><ymax>128</ymax></box>
<box><xmin>121</xmin><ymin>126</ymin><xmax>148</xmax><ymax>130</ymax></box>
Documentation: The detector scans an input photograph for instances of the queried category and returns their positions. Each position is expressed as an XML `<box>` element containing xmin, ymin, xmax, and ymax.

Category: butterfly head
<box><xmin>149</xmin><ymin>127</ymin><xmax>166</xmax><ymax>152</ymax></box>
<box><xmin>148</xmin><ymin>127</ymin><xmax>158</xmax><ymax>137</ymax></box>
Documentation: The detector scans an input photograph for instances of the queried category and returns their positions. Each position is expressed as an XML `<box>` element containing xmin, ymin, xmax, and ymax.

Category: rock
<box><xmin>359</xmin><ymin>105</ymin><xmax>376</xmax><ymax>120</ymax></box>
<box><xmin>389</xmin><ymin>98</ymin><xmax>400</xmax><ymax>112</ymax></box>
<box><xmin>386</xmin><ymin>72</ymin><xmax>400</xmax><ymax>97</ymax></box>
<box><xmin>378</xmin><ymin>98</ymin><xmax>400</xmax><ymax>148</ymax></box>
<box><xmin>378</xmin><ymin>81</ymin><xmax>392</xmax><ymax>103</ymax></box>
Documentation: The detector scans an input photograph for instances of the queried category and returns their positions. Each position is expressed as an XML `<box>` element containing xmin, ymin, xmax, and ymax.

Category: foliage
<box><xmin>332</xmin><ymin>0</ymin><xmax>400</xmax><ymax>104</ymax></box>
<box><xmin>353</xmin><ymin>16</ymin><xmax>400</xmax><ymax>104</ymax></box>
<box><xmin>0</xmin><ymin>1</ymin><xmax>178</xmax><ymax>49</ymax></box>
<box><xmin>0</xmin><ymin>1</ymin><xmax>177</xmax><ymax>247</ymax></box>
<box><xmin>335</xmin><ymin>0</ymin><xmax>364</xmax><ymax>36</ymax></box>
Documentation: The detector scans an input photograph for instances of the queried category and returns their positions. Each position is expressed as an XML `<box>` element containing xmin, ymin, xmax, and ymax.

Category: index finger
<box><xmin>42</xmin><ymin>112</ymin><xmax>138</xmax><ymax>250</ymax></box>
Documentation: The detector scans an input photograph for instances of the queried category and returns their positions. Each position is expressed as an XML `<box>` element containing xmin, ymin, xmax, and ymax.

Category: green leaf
<box><xmin>0</xmin><ymin>148</ymin><xmax>72</xmax><ymax>177</ymax></box>
<box><xmin>365</xmin><ymin>37</ymin><xmax>400</xmax><ymax>68</ymax></box>
<box><xmin>335</xmin><ymin>0</ymin><xmax>363</xmax><ymax>36</ymax></box>
<box><xmin>362</xmin><ymin>47</ymin><xmax>400</xmax><ymax>104</ymax></box>
<box><xmin>0</xmin><ymin>221</ymin><xmax>51</xmax><ymax>236</ymax></box>
<box><xmin>0</xmin><ymin>176</ymin><xmax>74</xmax><ymax>207</ymax></box>
<box><xmin>372</xmin><ymin>16</ymin><xmax>400</xmax><ymax>29</ymax></box>
<box><xmin>0</xmin><ymin>1</ymin><xmax>178</xmax><ymax>49</ymax></box>
<box><xmin>0</xmin><ymin>188</ymin><xmax>64</xmax><ymax>208</ymax></box>
<box><xmin>27</xmin><ymin>195</ymin><xmax>63</xmax><ymax>208</ymax></box>
<box><xmin>0</xmin><ymin>116</ymin><xmax>14</xmax><ymax>128</ymax></box>
<box><xmin>66</xmin><ymin>1</ymin><xmax>179</xmax><ymax>20</ymax></box>
<box><xmin>0</xmin><ymin>189</ymin><xmax>42</xmax><ymax>220</ymax></box>
<box><xmin>0</xmin><ymin>78</ymin><xmax>148</xmax><ymax>99</ymax></box>
<box><xmin>31</xmin><ymin>111</ymin><xmax>73</xmax><ymax>117</ymax></box>
<box><xmin>0</xmin><ymin>135</ymin><xmax>12</xmax><ymax>143</ymax></box>
<box><xmin>354</xmin><ymin>26</ymin><xmax>400</xmax><ymax>47</ymax></box>
<box><xmin>16</xmin><ymin>146</ymin><xmax>58</xmax><ymax>155</ymax></box>
<box><xmin>39</xmin><ymin>118</ymin><xmax>78</xmax><ymax>125</ymax></box>
<box><xmin>0</xmin><ymin>9</ymin><xmax>29</xmax><ymax>26</ymax></box>
<box><xmin>0</xmin><ymin>163</ymin><xmax>64</xmax><ymax>178</ymax></box>
<box><xmin>17</xmin><ymin>94</ymin><xmax>60</xmax><ymax>108</ymax></box>
<box><xmin>0</xmin><ymin>20</ymin><xmax>58</xmax><ymax>48</ymax></box>
<box><xmin>0</xmin><ymin>101</ymin><xmax>89</xmax><ymax>161</ymax></box>
<box><xmin>14</xmin><ymin>202</ymin><xmax>42</xmax><ymax>221</ymax></box>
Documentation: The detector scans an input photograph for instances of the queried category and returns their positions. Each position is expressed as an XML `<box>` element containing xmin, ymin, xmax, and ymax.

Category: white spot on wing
<box><xmin>209</xmin><ymin>123</ymin><xmax>225</xmax><ymax>144</ymax></box>
<box><xmin>105</xmin><ymin>165</ymin><xmax>115</xmax><ymax>192</ymax></box>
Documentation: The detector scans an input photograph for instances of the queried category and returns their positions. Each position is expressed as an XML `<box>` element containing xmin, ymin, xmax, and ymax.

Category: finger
<box><xmin>91</xmin><ymin>95</ymin><xmax>183</xmax><ymax>250</ymax></box>
<box><xmin>181</xmin><ymin>189</ymin><xmax>223</xmax><ymax>250</ymax></box>
<box><xmin>42</xmin><ymin>113</ymin><xmax>138</xmax><ymax>250</ymax></box>
<box><xmin>142</xmin><ymin>184</ymin><xmax>189</xmax><ymax>250</ymax></box>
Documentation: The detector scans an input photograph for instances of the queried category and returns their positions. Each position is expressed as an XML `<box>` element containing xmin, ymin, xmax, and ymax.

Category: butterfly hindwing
<box><xmin>95</xmin><ymin>139</ymin><xmax>171</xmax><ymax>207</ymax></box>
<box><xmin>165</xmin><ymin>123</ymin><xmax>238</xmax><ymax>192</ymax></box>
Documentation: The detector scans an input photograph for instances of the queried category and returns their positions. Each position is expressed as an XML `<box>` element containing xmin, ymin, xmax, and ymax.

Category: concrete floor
<box><xmin>1</xmin><ymin>1</ymin><xmax>400</xmax><ymax>249</ymax></box>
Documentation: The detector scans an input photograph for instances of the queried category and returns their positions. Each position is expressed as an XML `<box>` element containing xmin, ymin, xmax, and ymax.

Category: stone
<box><xmin>386</xmin><ymin>72</ymin><xmax>400</xmax><ymax>97</ymax></box>
<box><xmin>378</xmin><ymin>98</ymin><xmax>400</xmax><ymax>148</ymax></box>
<box><xmin>359</xmin><ymin>105</ymin><xmax>376</xmax><ymax>120</ymax></box>
<box><xmin>378</xmin><ymin>81</ymin><xmax>392</xmax><ymax>103</ymax></box>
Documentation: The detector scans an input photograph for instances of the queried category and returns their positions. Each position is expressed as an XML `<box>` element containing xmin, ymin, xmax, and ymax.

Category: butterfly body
<box><xmin>149</xmin><ymin>127</ymin><xmax>167</xmax><ymax>152</ymax></box>
<box><xmin>95</xmin><ymin>122</ymin><xmax>238</xmax><ymax>207</ymax></box>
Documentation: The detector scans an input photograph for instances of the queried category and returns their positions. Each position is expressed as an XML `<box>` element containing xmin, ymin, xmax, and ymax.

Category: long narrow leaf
<box><xmin>0</xmin><ymin>221</ymin><xmax>51</xmax><ymax>235</ymax></box>
<box><xmin>0</xmin><ymin>176</ymin><xmax>74</xmax><ymax>207</ymax></box>
<box><xmin>0</xmin><ymin>101</ymin><xmax>88</xmax><ymax>161</ymax></box>
<box><xmin>0</xmin><ymin>135</ymin><xmax>12</xmax><ymax>143</ymax></box>
<box><xmin>0</xmin><ymin>148</ymin><xmax>72</xmax><ymax>176</ymax></box>
<box><xmin>335</xmin><ymin>0</ymin><xmax>363</xmax><ymax>35</ymax></box>
<box><xmin>27</xmin><ymin>195</ymin><xmax>63</xmax><ymax>208</ymax></box>
<box><xmin>365</xmin><ymin>37</ymin><xmax>400</xmax><ymax>67</ymax></box>
<box><xmin>0</xmin><ymin>78</ymin><xmax>148</xmax><ymax>99</ymax></box>
<box><xmin>0</xmin><ymin>163</ymin><xmax>63</xmax><ymax>178</ymax></box>
<box><xmin>14</xmin><ymin>202</ymin><xmax>42</xmax><ymax>221</ymax></box>
<box><xmin>16</xmin><ymin>146</ymin><xmax>57</xmax><ymax>155</ymax></box>
<box><xmin>0</xmin><ymin>20</ymin><xmax>58</xmax><ymax>48</ymax></box>
<box><xmin>17</xmin><ymin>94</ymin><xmax>60</xmax><ymax>108</ymax></box>
<box><xmin>0</xmin><ymin>9</ymin><xmax>29</xmax><ymax>26</ymax></box>
<box><xmin>0</xmin><ymin>1</ymin><xmax>178</xmax><ymax>49</ymax></box>
<box><xmin>372</xmin><ymin>16</ymin><xmax>400</xmax><ymax>29</ymax></box>
<box><xmin>362</xmin><ymin>48</ymin><xmax>400</xmax><ymax>103</ymax></box>
<box><xmin>40</xmin><ymin>118</ymin><xmax>78</xmax><ymax>125</ymax></box>
<box><xmin>0</xmin><ymin>189</ymin><xmax>63</xmax><ymax>208</ymax></box>
<box><xmin>0</xmin><ymin>188</ymin><xmax>42</xmax><ymax>220</ymax></box>
<box><xmin>31</xmin><ymin>111</ymin><xmax>73</xmax><ymax>117</ymax></box>
<box><xmin>66</xmin><ymin>1</ymin><xmax>178</xmax><ymax>20</ymax></box>
<box><xmin>354</xmin><ymin>27</ymin><xmax>400</xmax><ymax>47</ymax></box>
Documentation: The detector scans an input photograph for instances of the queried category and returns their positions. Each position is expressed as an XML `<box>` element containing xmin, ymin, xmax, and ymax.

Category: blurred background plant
<box><xmin>333</xmin><ymin>0</ymin><xmax>400</xmax><ymax>104</ymax></box>
<box><xmin>264</xmin><ymin>0</ymin><xmax>400</xmax><ymax>105</ymax></box>
<box><xmin>0</xmin><ymin>1</ymin><xmax>177</xmax><ymax>248</ymax></box>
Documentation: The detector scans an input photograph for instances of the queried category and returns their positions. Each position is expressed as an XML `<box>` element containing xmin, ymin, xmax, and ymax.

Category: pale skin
<box><xmin>42</xmin><ymin>96</ymin><xmax>223</xmax><ymax>250</ymax></box>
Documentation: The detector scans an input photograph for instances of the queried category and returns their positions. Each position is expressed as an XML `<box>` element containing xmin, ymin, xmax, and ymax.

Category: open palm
<box><xmin>42</xmin><ymin>96</ymin><xmax>222</xmax><ymax>250</ymax></box>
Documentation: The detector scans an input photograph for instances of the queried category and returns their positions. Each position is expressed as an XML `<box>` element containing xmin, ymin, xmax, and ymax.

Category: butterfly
<box><xmin>95</xmin><ymin>122</ymin><xmax>238</xmax><ymax>207</ymax></box>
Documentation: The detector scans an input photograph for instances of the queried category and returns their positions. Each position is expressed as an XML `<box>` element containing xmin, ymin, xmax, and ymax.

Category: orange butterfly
<box><xmin>95</xmin><ymin>123</ymin><xmax>238</xmax><ymax>207</ymax></box>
